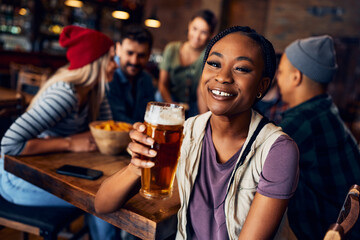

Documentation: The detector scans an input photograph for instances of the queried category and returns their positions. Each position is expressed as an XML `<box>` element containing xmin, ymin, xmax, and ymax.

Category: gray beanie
<box><xmin>285</xmin><ymin>35</ymin><xmax>338</xmax><ymax>83</ymax></box>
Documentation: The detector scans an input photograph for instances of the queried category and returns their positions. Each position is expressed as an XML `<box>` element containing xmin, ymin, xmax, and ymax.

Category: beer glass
<box><xmin>140</xmin><ymin>102</ymin><xmax>185</xmax><ymax>199</ymax></box>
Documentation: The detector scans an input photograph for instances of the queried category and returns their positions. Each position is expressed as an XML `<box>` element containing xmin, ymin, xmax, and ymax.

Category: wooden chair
<box><xmin>0</xmin><ymin>195</ymin><xmax>88</xmax><ymax>240</ymax></box>
<box><xmin>10</xmin><ymin>62</ymin><xmax>51</xmax><ymax>90</ymax></box>
<box><xmin>9</xmin><ymin>63</ymin><xmax>51</xmax><ymax>111</ymax></box>
<box><xmin>323</xmin><ymin>184</ymin><xmax>360</xmax><ymax>240</ymax></box>
<box><xmin>16</xmin><ymin>70</ymin><xmax>48</xmax><ymax>93</ymax></box>
<box><xmin>16</xmin><ymin>69</ymin><xmax>49</xmax><ymax>108</ymax></box>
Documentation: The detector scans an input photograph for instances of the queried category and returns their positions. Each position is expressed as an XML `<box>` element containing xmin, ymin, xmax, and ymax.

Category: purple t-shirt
<box><xmin>188</xmin><ymin>122</ymin><xmax>299</xmax><ymax>240</ymax></box>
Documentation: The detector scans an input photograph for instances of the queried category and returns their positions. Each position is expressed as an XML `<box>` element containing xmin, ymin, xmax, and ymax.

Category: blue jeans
<box><xmin>0</xmin><ymin>156</ymin><xmax>116</xmax><ymax>240</ymax></box>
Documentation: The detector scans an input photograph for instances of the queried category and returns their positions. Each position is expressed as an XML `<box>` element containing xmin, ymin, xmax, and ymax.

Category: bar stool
<box><xmin>0</xmin><ymin>195</ymin><xmax>88</xmax><ymax>240</ymax></box>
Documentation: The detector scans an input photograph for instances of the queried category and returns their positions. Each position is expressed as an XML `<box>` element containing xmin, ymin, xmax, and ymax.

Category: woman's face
<box><xmin>105</xmin><ymin>46</ymin><xmax>117</xmax><ymax>82</ymax></box>
<box><xmin>200</xmin><ymin>33</ymin><xmax>270</xmax><ymax>117</ymax></box>
<box><xmin>187</xmin><ymin>17</ymin><xmax>211</xmax><ymax>50</ymax></box>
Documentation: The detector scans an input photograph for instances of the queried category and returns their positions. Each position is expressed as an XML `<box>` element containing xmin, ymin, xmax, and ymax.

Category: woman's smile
<box><xmin>209</xmin><ymin>87</ymin><xmax>236</xmax><ymax>99</ymax></box>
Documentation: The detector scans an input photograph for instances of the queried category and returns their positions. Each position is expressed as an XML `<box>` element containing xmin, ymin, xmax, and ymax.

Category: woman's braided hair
<box><xmin>202</xmin><ymin>26</ymin><xmax>276</xmax><ymax>99</ymax></box>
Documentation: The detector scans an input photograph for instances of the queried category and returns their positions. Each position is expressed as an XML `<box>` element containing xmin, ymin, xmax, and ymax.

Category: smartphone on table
<box><xmin>56</xmin><ymin>164</ymin><xmax>103</xmax><ymax>180</ymax></box>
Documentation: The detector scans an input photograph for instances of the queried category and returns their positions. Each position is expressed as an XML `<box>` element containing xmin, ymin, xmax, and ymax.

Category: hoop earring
<box><xmin>256</xmin><ymin>92</ymin><xmax>262</xmax><ymax>99</ymax></box>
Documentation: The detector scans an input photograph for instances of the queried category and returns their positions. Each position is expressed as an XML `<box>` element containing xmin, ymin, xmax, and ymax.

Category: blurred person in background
<box><xmin>107</xmin><ymin>24</ymin><xmax>155</xmax><ymax>124</ymax></box>
<box><xmin>253</xmin><ymin>78</ymin><xmax>288</xmax><ymax>124</ymax></box>
<box><xmin>253</xmin><ymin>53</ymin><xmax>288</xmax><ymax>124</ymax></box>
<box><xmin>0</xmin><ymin>25</ymin><xmax>118</xmax><ymax>240</ymax></box>
<box><xmin>157</xmin><ymin>9</ymin><xmax>217</xmax><ymax>118</ymax></box>
<box><xmin>277</xmin><ymin>35</ymin><xmax>360</xmax><ymax>239</ymax></box>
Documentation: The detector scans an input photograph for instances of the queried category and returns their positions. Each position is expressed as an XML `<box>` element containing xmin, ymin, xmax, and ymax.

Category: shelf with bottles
<box><xmin>0</xmin><ymin>1</ymin><xmax>32</xmax><ymax>36</ymax></box>
<box><xmin>0</xmin><ymin>0</ymin><xmax>146</xmax><ymax>53</ymax></box>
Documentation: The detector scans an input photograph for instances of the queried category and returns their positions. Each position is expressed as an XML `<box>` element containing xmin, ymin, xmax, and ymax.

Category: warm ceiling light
<box><xmin>112</xmin><ymin>10</ymin><xmax>130</xmax><ymax>20</ymax></box>
<box><xmin>145</xmin><ymin>7</ymin><xmax>161</xmax><ymax>28</ymax></box>
<box><xmin>145</xmin><ymin>19</ymin><xmax>161</xmax><ymax>28</ymax></box>
<box><xmin>64</xmin><ymin>0</ymin><xmax>83</xmax><ymax>8</ymax></box>
<box><xmin>49</xmin><ymin>25</ymin><xmax>63</xmax><ymax>34</ymax></box>
<box><xmin>18</xmin><ymin>8</ymin><xmax>27</xmax><ymax>16</ymax></box>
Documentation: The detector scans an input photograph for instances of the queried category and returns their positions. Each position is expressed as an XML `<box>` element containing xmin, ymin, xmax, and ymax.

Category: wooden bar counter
<box><xmin>4</xmin><ymin>152</ymin><xmax>180</xmax><ymax>240</ymax></box>
<box><xmin>0</xmin><ymin>86</ymin><xmax>22</xmax><ymax>117</ymax></box>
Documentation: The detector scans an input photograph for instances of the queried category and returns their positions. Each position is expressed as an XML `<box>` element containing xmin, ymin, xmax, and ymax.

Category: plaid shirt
<box><xmin>254</xmin><ymin>90</ymin><xmax>288</xmax><ymax>125</ymax></box>
<box><xmin>280</xmin><ymin>94</ymin><xmax>360</xmax><ymax>240</ymax></box>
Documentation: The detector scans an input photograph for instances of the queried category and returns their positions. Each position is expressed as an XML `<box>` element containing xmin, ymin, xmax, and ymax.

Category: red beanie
<box><xmin>59</xmin><ymin>25</ymin><xmax>114</xmax><ymax>70</ymax></box>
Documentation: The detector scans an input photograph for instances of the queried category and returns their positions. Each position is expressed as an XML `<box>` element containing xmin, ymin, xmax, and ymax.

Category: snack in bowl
<box><xmin>89</xmin><ymin>120</ymin><xmax>132</xmax><ymax>155</ymax></box>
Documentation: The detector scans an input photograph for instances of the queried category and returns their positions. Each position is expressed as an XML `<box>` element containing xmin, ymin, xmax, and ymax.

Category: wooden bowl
<box><xmin>89</xmin><ymin>121</ymin><xmax>132</xmax><ymax>155</ymax></box>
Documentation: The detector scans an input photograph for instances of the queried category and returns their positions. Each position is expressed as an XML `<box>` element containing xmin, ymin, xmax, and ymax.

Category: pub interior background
<box><xmin>0</xmin><ymin>0</ymin><xmax>360</xmax><ymax>144</ymax></box>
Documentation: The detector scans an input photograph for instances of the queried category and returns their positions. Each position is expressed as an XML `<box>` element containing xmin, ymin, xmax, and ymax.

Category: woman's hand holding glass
<box><xmin>128</xmin><ymin>122</ymin><xmax>156</xmax><ymax>176</ymax></box>
<box><xmin>95</xmin><ymin>122</ymin><xmax>155</xmax><ymax>213</ymax></box>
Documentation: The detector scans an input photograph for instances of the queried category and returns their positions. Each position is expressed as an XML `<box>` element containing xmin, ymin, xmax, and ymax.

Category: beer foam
<box><xmin>145</xmin><ymin>105</ymin><xmax>184</xmax><ymax>126</ymax></box>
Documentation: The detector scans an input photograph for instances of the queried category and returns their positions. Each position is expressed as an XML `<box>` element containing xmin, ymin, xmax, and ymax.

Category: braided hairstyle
<box><xmin>202</xmin><ymin>26</ymin><xmax>276</xmax><ymax>100</ymax></box>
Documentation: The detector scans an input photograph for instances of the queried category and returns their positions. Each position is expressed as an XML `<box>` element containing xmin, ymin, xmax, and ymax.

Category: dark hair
<box><xmin>203</xmin><ymin>26</ymin><xmax>276</xmax><ymax>98</ymax></box>
<box><xmin>120</xmin><ymin>24</ymin><xmax>153</xmax><ymax>50</ymax></box>
<box><xmin>191</xmin><ymin>9</ymin><xmax>218</xmax><ymax>34</ymax></box>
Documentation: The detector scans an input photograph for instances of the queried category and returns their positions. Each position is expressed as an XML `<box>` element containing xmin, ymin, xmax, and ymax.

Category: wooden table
<box><xmin>0</xmin><ymin>87</ymin><xmax>22</xmax><ymax>115</ymax></box>
<box><xmin>4</xmin><ymin>152</ymin><xmax>180</xmax><ymax>240</ymax></box>
<box><xmin>0</xmin><ymin>87</ymin><xmax>21</xmax><ymax>105</ymax></box>
<box><xmin>0</xmin><ymin>86</ymin><xmax>34</xmax><ymax>110</ymax></box>
<box><xmin>0</xmin><ymin>87</ymin><xmax>22</xmax><ymax>118</ymax></box>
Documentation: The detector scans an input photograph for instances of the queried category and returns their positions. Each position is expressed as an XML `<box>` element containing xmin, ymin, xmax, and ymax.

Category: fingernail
<box><xmin>146</xmin><ymin>162</ymin><xmax>154</xmax><ymax>167</ymax></box>
<box><xmin>149</xmin><ymin>149</ymin><xmax>157</xmax><ymax>156</ymax></box>
<box><xmin>139</xmin><ymin>125</ymin><xmax>145</xmax><ymax>131</ymax></box>
<box><xmin>146</xmin><ymin>137</ymin><xmax>154</xmax><ymax>144</ymax></box>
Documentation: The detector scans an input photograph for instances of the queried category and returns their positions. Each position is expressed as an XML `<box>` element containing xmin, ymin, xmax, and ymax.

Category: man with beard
<box><xmin>107</xmin><ymin>24</ymin><xmax>155</xmax><ymax>123</ymax></box>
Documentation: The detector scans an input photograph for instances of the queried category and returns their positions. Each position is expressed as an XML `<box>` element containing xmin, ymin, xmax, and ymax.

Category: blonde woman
<box><xmin>0</xmin><ymin>26</ymin><xmax>117</xmax><ymax>240</ymax></box>
<box><xmin>2</xmin><ymin>26</ymin><xmax>116</xmax><ymax>155</ymax></box>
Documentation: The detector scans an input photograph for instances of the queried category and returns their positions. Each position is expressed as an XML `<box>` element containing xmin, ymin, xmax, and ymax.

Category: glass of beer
<box><xmin>140</xmin><ymin>102</ymin><xmax>185</xmax><ymax>200</ymax></box>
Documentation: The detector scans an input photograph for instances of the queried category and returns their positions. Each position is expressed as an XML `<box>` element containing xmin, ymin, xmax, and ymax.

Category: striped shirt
<box><xmin>1</xmin><ymin>81</ymin><xmax>112</xmax><ymax>155</ymax></box>
<box><xmin>280</xmin><ymin>94</ymin><xmax>360</xmax><ymax>240</ymax></box>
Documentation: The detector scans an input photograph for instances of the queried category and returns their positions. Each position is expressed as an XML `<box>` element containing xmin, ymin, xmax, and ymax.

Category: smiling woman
<box><xmin>201</xmin><ymin>33</ymin><xmax>269</xmax><ymax>119</ymax></box>
<box><xmin>94</xmin><ymin>25</ymin><xmax>300</xmax><ymax>240</ymax></box>
<box><xmin>156</xmin><ymin>9</ymin><xmax>218</xmax><ymax>118</ymax></box>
